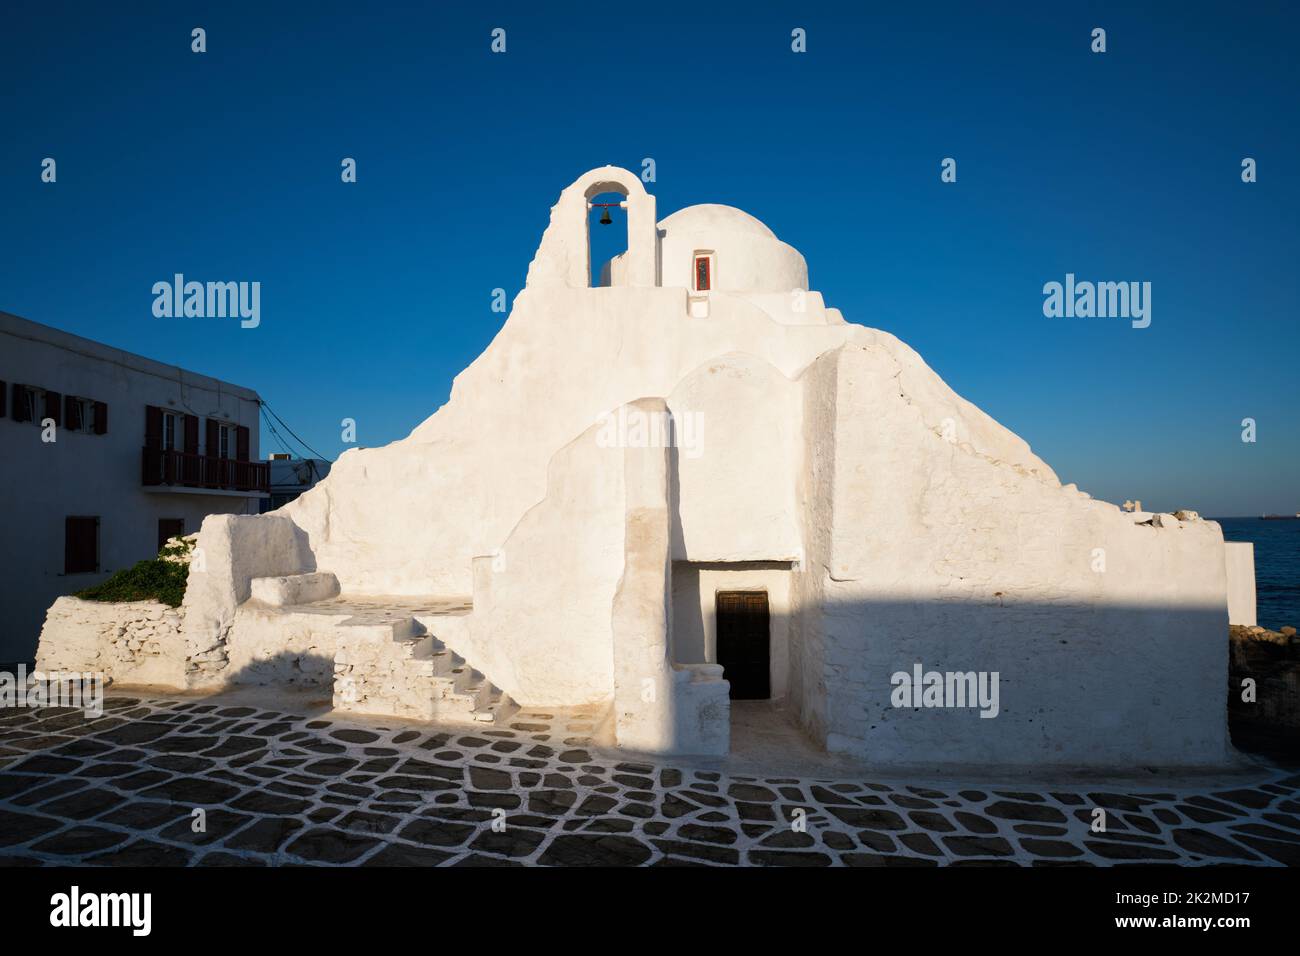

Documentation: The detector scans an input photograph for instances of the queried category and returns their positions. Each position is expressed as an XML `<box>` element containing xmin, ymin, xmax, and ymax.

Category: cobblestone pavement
<box><xmin>1</xmin><ymin>695</ymin><xmax>1297</xmax><ymax>867</ymax></box>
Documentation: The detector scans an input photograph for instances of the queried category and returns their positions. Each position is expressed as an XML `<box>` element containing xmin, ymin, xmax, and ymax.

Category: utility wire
<box><xmin>260</xmin><ymin>405</ymin><xmax>296</xmax><ymax>458</ymax></box>
<box><xmin>259</xmin><ymin>399</ymin><xmax>334</xmax><ymax>463</ymax></box>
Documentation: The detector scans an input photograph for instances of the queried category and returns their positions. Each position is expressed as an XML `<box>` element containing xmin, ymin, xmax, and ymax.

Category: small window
<box><xmin>694</xmin><ymin>255</ymin><xmax>711</xmax><ymax>292</ymax></box>
<box><xmin>65</xmin><ymin>516</ymin><xmax>100</xmax><ymax>574</ymax></box>
<box><xmin>218</xmin><ymin>424</ymin><xmax>231</xmax><ymax>459</ymax></box>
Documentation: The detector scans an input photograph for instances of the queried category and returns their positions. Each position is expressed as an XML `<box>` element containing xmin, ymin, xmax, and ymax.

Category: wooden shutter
<box><xmin>205</xmin><ymin>419</ymin><xmax>219</xmax><ymax>457</ymax></box>
<box><xmin>44</xmin><ymin>390</ymin><xmax>62</xmax><ymax>427</ymax></box>
<box><xmin>64</xmin><ymin>517</ymin><xmax>99</xmax><ymax>574</ymax></box>
<box><xmin>93</xmin><ymin>401</ymin><xmax>108</xmax><ymax>434</ymax></box>
<box><xmin>0</xmin><ymin>381</ymin><xmax>5</xmax><ymax>418</ymax></box>
<box><xmin>64</xmin><ymin>395</ymin><xmax>81</xmax><ymax>431</ymax></box>
<box><xmin>236</xmin><ymin>424</ymin><xmax>250</xmax><ymax>462</ymax></box>
<box><xmin>12</xmin><ymin>384</ymin><xmax>30</xmax><ymax>422</ymax></box>
<box><xmin>144</xmin><ymin>405</ymin><xmax>163</xmax><ymax>449</ymax></box>
<box><xmin>184</xmin><ymin>414</ymin><xmax>199</xmax><ymax>453</ymax></box>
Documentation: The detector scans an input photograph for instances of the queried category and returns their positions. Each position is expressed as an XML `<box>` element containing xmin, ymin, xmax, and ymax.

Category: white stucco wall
<box><xmin>453</xmin><ymin>414</ymin><xmax>626</xmax><ymax>707</ymax></box>
<box><xmin>1225</xmin><ymin>541</ymin><xmax>1257</xmax><ymax>627</ymax></box>
<box><xmin>668</xmin><ymin>353</ymin><xmax>802</xmax><ymax>563</ymax></box>
<box><xmin>281</xmin><ymin>287</ymin><xmax>857</xmax><ymax>597</ymax></box>
<box><xmin>791</xmin><ymin>343</ymin><xmax>1230</xmax><ymax>767</ymax></box>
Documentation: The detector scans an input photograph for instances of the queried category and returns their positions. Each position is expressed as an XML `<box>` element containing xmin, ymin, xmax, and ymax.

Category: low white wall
<box><xmin>221</xmin><ymin>605</ymin><xmax>341</xmax><ymax>687</ymax></box>
<box><xmin>35</xmin><ymin>596</ymin><xmax>187</xmax><ymax>688</ymax></box>
<box><xmin>1225</xmin><ymin>542</ymin><xmax>1257</xmax><ymax>627</ymax></box>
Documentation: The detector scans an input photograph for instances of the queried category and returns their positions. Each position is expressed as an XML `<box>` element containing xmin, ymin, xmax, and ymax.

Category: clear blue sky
<box><xmin>2</xmin><ymin>1</ymin><xmax>1296</xmax><ymax>516</ymax></box>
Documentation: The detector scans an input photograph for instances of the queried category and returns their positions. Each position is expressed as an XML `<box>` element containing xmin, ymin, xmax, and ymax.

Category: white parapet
<box><xmin>1225</xmin><ymin>541</ymin><xmax>1257</xmax><ymax>627</ymax></box>
<box><xmin>249</xmin><ymin>571</ymin><xmax>340</xmax><ymax>607</ymax></box>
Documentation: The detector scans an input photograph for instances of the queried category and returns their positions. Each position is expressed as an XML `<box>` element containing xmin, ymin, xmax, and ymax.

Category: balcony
<box><xmin>142</xmin><ymin>447</ymin><xmax>270</xmax><ymax>497</ymax></box>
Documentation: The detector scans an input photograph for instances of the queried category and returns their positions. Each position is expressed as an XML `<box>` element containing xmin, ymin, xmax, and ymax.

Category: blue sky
<box><xmin>2</xmin><ymin>1</ymin><xmax>1296</xmax><ymax>515</ymax></box>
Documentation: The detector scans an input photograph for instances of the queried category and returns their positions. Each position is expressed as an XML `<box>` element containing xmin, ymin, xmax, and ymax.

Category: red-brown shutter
<box><xmin>205</xmin><ymin>419</ymin><xmax>219</xmax><ymax>458</ymax></box>
<box><xmin>144</xmin><ymin>405</ymin><xmax>163</xmax><ymax>450</ymax></box>
<box><xmin>184</xmin><ymin>414</ymin><xmax>199</xmax><ymax>453</ymax></box>
<box><xmin>236</xmin><ymin>424</ymin><xmax>250</xmax><ymax>462</ymax></box>
<box><xmin>64</xmin><ymin>395</ymin><xmax>80</xmax><ymax>431</ymax></box>
<box><xmin>12</xmin><ymin>384</ymin><xmax>29</xmax><ymax>422</ymax></box>
<box><xmin>93</xmin><ymin>401</ymin><xmax>108</xmax><ymax>434</ymax></box>
<box><xmin>64</xmin><ymin>517</ymin><xmax>99</xmax><ymax>574</ymax></box>
<box><xmin>44</xmin><ymin>390</ymin><xmax>62</xmax><ymax>427</ymax></box>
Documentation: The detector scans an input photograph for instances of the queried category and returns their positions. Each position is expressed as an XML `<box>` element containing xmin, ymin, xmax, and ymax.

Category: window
<box><xmin>11</xmin><ymin>386</ymin><xmax>105</xmax><ymax>433</ymax></box>
<box><xmin>694</xmin><ymin>255</ymin><xmax>711</xmax><ymax>291</ymax></box>
<box><xmin>218</xmin><ymin>424</ymin><xmax>231</xmax><ymax>459</ymax></box>
<box><xmin>64</xmin><ymin>516</ymin><xmax>100</xmax><ymax>574</ymax></box>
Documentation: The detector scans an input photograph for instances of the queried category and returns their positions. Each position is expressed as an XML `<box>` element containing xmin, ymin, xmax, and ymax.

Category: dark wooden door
<box><xmin>716</xmin><ymin>591</ymin><xmax>770</xmax><ymax>700</ymax></box>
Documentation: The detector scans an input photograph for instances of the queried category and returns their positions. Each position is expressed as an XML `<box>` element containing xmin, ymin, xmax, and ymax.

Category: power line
<box><xmin>259</xmin><ymin>399</ymin><xmax>333</xmax><ymax>463</ymax></box>
<box><xmin>260</xmin><ymin>405</ymin><xmax>295</xmax><ymax>458</ymax></box>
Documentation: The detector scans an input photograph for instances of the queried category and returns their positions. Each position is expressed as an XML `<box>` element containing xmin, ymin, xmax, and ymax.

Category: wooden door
<box><xmin>715</xmin><ymin>590</ymin><xmax>770</xmax><ymax>700</ymax></box>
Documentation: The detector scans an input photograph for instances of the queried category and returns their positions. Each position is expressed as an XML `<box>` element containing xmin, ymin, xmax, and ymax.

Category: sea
<box><xmin>1216</xmin><ymin>517</ymin><xmax>1300</xmax><ymax>630</ymax></box>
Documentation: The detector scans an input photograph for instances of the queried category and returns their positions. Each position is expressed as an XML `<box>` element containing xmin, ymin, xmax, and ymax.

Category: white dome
<box><xmin>658</xmin><ymin>204</ymin><xmax>777</xmax><ymax>239</ymax></box>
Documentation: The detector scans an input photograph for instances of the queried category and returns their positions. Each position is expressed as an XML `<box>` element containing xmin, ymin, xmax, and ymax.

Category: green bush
<box><xmin>75</xmin><ymin>537</ymin><xmax>194</xmax><ymax>607</ymax></box>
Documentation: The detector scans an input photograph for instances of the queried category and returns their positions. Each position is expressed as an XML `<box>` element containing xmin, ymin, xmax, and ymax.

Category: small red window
<box><xmin>694</xmin><ymin>256</ymin><xmax>711</xmax><ymax>291</ymax></box>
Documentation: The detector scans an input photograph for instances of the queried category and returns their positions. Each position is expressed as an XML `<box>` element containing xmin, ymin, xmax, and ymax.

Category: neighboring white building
<box><xmin>35</xmin><ymin>168</ymin><xmax>1255</xmax><ymax>769</ymax></box>
<box><xmin>1</xmin><ymin>311</ymin><xmax>267</xmax><ymax>665</ymax></box>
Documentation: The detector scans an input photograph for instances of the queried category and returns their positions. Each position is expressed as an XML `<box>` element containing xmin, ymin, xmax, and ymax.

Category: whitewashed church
<box><xmin>37</xmin><ymin>167</ymin><xmax>1247</xmax><ymax>768</ymax></box>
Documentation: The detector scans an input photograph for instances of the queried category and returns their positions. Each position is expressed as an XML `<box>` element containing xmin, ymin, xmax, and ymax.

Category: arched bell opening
<box><xmin>587</xmin><ymin>190</ymin><xmax>629</xmax><ymax>287</ymax></box>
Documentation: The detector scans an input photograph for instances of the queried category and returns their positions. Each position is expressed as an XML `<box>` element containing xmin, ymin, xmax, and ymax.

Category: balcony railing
<box><xmin>142</xmin><ymin>448</ymin><xmax>270</xmax><ymax>493</ymax></box>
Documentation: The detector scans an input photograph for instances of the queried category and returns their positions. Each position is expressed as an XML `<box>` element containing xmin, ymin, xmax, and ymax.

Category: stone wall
<box><xmin>1230</xmin><ymin>623</ymin><xmax>1300</xmax><ymax>730</ymax></box>
<box><xmin>35</xmin><ymin>596</ymin><xmax>188</xmax><ymax>687</ymax></box>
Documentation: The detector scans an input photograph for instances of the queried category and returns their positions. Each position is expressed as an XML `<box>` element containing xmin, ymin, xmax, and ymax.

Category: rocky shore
<box><xmin>1229</xmin><ymin>623</ymin><xmax>1300</xmax><ymax>736</ymax></box>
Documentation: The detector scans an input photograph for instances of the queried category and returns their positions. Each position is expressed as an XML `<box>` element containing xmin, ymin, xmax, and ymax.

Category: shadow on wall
<box><xmin>671</xmin><ymin>592</ymin><xmax>1234</xmax><ymax>769</ymax></box>
<box><xmin>222</xmin><ymin>649</ymin><xmax>334</xmax><ymax>690</ymax></box>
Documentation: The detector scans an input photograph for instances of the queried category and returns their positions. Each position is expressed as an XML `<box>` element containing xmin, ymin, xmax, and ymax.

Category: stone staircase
<box><xmin>277</xmin><ymin>596</ymin><xmax>514</xmax><ymax>726</ymax></box>
<box><xmin>411</xmin><ymin>630</ymin><xmax>515</xmax><ymax>724</ymax></box>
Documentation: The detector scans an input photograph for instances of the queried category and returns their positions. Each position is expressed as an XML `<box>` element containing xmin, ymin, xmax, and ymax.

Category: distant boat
<box><xmin>1259</xmin><ymin>514</ymin><xmax>1300</xmax><ymax>520</ymax></box>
